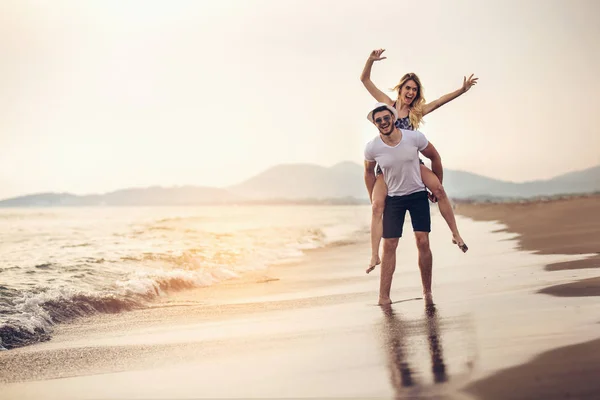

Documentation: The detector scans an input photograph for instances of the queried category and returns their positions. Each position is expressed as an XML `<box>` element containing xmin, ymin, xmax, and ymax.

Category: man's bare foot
<box><xmin>378</xmin><ymin>297</ymin><xmax>392</xmax><ymax>306</ymax></box>
<box><xmin>366</xmin><ymin>255</ymin><xmax>381</xmax><ymax>274</ymax></box>
<box><xmin>452</xmin><ymin>235</ymin><xmax>468</xmax><ymax>253</ymax></box>
<box><xmin>424</xmin><ymin>291</ymin><xmax>434</xmax><ymax>306</ymax></box>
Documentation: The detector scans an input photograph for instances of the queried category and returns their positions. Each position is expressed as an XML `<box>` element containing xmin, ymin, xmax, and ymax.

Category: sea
<box><xmin>0</xmin><ymin>205</ymin><xmax>372</xmax><ymax>350</ymax></box>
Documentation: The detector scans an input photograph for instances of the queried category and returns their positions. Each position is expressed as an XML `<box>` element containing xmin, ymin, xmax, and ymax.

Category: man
<box><xmin>363</xmin><ymin>102</ymin><xmax>443</xmax><ymax>306</ymax></box>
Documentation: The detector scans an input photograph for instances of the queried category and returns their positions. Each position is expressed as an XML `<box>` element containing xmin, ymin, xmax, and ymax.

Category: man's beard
<box><xmin>379</xmin><ymin>125</ymin><xmax>394</xmax><ymax>136</ymax></box>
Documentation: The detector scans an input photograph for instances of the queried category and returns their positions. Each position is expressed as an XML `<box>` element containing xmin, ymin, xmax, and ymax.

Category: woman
<box><xmin>361</xmin><ymin>48</ymin><xmax>478</xmax><ymax>274</ymax></box>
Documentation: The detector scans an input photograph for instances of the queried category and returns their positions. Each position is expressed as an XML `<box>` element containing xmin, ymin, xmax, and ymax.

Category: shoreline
<box><xmin>455</xmin><ymin>194</ymin><xmax>600</xmax><ymax>265</ymax></box>
<box><xmin>2</xmin><ymin>198</ymin><xmax>600</xmax><ymax>399</ymax></box>
<box><xmin>456</xmin><ymin>194</ymin><xmax>600</xmax><ymax>399</ymax></box>
<box><xmin>456</xmin><ymin>194</ymin><xmax>600</xmax><ymax>297</ymax></box>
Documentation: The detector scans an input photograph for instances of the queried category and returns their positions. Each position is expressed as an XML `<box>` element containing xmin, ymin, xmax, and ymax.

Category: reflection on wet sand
<box><xmin>426</xmin><ymin>304</ymin><xmax>448</xmax><ymax>384</ymax></box>
<box><xmin>380</xmin><ymin>303</ymin><xmax>448</xmax><ymax>395</ymax></box>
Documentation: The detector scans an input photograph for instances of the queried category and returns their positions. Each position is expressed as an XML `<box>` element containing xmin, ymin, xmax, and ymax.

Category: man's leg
<box><xmin>408</xmin><ymin>191</ymin><xmax>433</xmax><ymax>304</ymax></box>
<box><xmin>379</xmin><ymin>238</ymin><xmax>399</xmax><ymax>306</ymax></box>
<box><xmin>379</xmin><ymin>195</ymin><xmax>405</xmax><ymax>305</ymax></box>
<box><xmin>414</xmin><ymin>232</ymin><xmax>433</xmax><ymax>296</ymax></box>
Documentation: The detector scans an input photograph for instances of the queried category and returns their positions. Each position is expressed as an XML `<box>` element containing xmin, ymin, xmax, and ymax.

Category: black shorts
<box><xmin>382</xmin><ymin>191</ymin><xmax>431</xmax><ymax>238</ymax></box>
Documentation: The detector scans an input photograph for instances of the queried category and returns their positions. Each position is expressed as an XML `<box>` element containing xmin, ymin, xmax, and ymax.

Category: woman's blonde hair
<box><xmin>392</xmin><ymin>73</ymin><xmax>425</xmax><ymax>129</ymax></box>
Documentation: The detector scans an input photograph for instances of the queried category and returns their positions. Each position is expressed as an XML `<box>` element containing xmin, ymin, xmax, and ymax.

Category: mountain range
<box><xmin>1</xmin><ymin>162</ymin><xmax>599</xmax><ymax>207</ymax></box>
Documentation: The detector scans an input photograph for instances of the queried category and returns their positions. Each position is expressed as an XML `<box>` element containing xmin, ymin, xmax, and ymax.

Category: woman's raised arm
<box><xmin>360</xmin><ymin>49</ymin><xmax>394</xmax><ymax>105</ymax></box>
<box><xmin>422</xmin><ymin>74</ymin><xmax>478</xmax><ymax>116</ymax></box>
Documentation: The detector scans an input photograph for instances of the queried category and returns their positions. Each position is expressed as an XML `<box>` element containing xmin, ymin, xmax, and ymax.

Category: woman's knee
<box><xmin>372</xmin><ymin>199</ymin><xmax>385</xmax><ymax>216</ymax></box>
<box><xmin>431</xmin><ymin>184</ymin><xmax>447</xmax><ymax>200</ymax></box>
<box><xmin>372</xmin><ymin>175</ymin><xmax>388</xmax><ymax>216</ymax></box>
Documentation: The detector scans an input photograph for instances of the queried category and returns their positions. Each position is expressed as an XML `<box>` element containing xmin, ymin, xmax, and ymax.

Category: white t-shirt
<box><xmin>364</xmin><ymin>129</ymin><xmax>429</xmax><ymax>197</ymax></box>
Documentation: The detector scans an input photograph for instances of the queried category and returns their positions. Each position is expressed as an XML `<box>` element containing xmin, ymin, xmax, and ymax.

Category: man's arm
<box><xmin>420</xmin><ymin>142</ymin><xmax>443</xmax><ymax>183</ymax></box>
<box><xmin>364</xmin><ymin>160</ymin><xmax>377</xmax><ymax>202</ymax></box>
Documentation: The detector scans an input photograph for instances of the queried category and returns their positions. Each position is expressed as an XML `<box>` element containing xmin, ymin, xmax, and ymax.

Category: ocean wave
<box><xmin>34</xmin><ymin>263</ymin><xmax>55</xmax><ymax>269</ymax></box>
<box><xmin>61</xmin><ymin>243</ymin><xmax>92</xmax><ymax>248</ymax></box>
<box><xmin>0</xmin><ymin>209</ymin><xmax>369</xmax><ymax>351</ymax></box>
<box><xmin>290</xmin><ymin>225</ymin><xmax>366</xmax><ymax>251</ymax></box>
<box><xmin>0</xmin><ymin>289</ymin><xmax>142</xmax><ymax>350</ymax></box>
<box><xmin>0</xmin><ymin>267</ymin><xmax>239</xmax><ymax>350</ymax></box>
<box><xmin>155</xmin><ymin>216</ymin><xmax>208</xmax><ymax>224</ymax></box>
<box><xmin>147</xmin><ymin>226</ymin><xmax>176</xmax><ymax>232</ymax></box>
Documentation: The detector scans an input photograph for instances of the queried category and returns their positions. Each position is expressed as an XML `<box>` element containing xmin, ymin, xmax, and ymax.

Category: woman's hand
<box><xmin>423</xmin><ymin>74</ymin><xmax>479</xmax><ymax>115</ymax></box>
<box><xmin>462</xmin><ymin>74</ymin><xmax>479</xmax><ymax>92</ymax></box>
<box><xmin>361</xmin><ymin>49</ymin><xmax>394</xmax><ymax>104</ymax></box>
<box><xmin>368</xmin><ymin>49</ymin><xmax>387</xmax><ymax>62</ymax></box>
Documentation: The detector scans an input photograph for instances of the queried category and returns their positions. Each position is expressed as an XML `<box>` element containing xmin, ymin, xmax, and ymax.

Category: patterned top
<box><xmin>395</xmin><ymin>115</ymin><xmax>413</xmax><ymax>130</ymax></box>
<box><xmin>392</xmin><ymin>101</ymin><xmax>414</xmax><ymax>130</ymax></box>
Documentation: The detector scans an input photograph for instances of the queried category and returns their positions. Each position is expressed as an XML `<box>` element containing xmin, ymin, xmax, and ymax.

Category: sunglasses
<box><xmin>374</xmin><ymin>115</ymin><xmax>392</xmax><ymax>125</ymax></box>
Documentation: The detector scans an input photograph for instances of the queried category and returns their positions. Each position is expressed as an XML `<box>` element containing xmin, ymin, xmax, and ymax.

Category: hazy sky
<box><xmin>1</xmin><ymin>0</ymin><xmax>599</xmax><ymax>198</ymax></box>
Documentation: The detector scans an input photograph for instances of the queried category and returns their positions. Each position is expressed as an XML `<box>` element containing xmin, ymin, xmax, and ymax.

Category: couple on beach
<box><xmin>361</xmin><ymin>49</ymin><xmax>478</xmax><ymax>306</ymax></box>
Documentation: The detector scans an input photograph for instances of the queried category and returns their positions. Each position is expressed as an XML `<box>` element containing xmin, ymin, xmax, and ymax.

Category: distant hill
<box><xmin>0</xmin><ymin>186</ymin><xmax>237</xmax><ymax>207</ymax></box>
<box><xmin>227</xmin><ymin>162</ymin><xmax>366</xmax><ymax>200</ymax></box>
<box><xmin>444</xmin><ymin>165</ymin><xmax>600</xmax><ymax>199</ymax></box>
<box><xmin>228</xmin><ymin>162</ymin><xmax>600</xmax><ymax>201</ymax></box>
<box><xmin>0</xmin><ymin>193</ymin><xmax>83</xmax><ymax>207</ymax></box>
<box><xmin>1</xmin><ymin>163</ymin><xmax>598</xmax><ymax>207</ymax></box>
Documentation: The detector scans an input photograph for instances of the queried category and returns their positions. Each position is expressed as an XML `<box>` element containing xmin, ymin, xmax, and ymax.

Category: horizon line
<box><xmin>1</xmin><ymin>161</ymin><xmax>598</xmax><ymax>202</ymax></box>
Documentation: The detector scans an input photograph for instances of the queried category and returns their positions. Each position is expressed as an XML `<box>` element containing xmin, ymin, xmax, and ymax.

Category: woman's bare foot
<box><xmin>452</xmin><ymin>235</ymin><xmax>469</xmax><ymax>253</ymax></box>
<box><xmin>366</xmin><ymin>255</ymin><xmax>381</xmax><ymax>274</ymax></box>
<box><xmin>378</xmin><ymin>297</ymin><xmax>392</xmax><ymax>306</ymax></box>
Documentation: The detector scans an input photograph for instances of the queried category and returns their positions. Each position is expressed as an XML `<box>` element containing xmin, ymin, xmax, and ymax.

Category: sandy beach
<box><xmin>456</xmin><ymin>194</ymin><xmax>600</xmax><ymax>298</ymax></box>
<box><xmin>455</xmin><ymin>194</ymin><xmax>600</xmax><ymax>269</ymax></box>
<box><xmin>456</xmin><ymin>194</ymin><xmax>600</xmax><ymax>399</ymax></box>
<box><xmin>1</xmin><ymin>196</ymin><xmax>600</xmax><ymax>399</ymax></box>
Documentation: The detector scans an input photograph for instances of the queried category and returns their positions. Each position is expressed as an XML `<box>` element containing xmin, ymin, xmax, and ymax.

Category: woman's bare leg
<box><xmin>420</xmin><ymin>165</ymin><xmax>468</xmax><ymax>253</ymax></box>
<box><xmin>367</xmin><ymin>174</ymin><xmax>388</xmax><ymax>273</ymax></box>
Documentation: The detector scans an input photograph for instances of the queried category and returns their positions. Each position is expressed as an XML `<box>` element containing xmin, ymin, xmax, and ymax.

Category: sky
<box><xmin>1</xmin><ymin>0</ymin><xmax>599</xmax><ymax>199</ymax></box>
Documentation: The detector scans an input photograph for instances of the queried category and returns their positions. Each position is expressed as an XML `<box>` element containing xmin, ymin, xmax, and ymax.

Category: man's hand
<box><xmin>427</xmin><ymin>191</ymin><xmax>438</xmax><ymax>203</ymax></box>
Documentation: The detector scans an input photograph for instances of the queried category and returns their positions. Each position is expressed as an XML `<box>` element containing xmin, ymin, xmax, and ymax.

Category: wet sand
<box><xmin>465</xmin><ymin>337</ymin><xmax>600</xmax><ymax>400</ymax></box>
<box><xmin>455</xmin><ymin>194</ymin><xmax>600</xmax><ymax>296</ymax></box>
<box><xmin>456</xmin><ymin>194</ymin><xmax>600</xmax><ymax>399</ymax></box>
<box><xmin>1</xmin><ymin>202</ymin><xmax>600</xmax><ymax>399</ymax></box>
<box><xmin>455</xmin><ymin>194</ymin><xmax>600</xmax><ymax>271</ymax></box>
